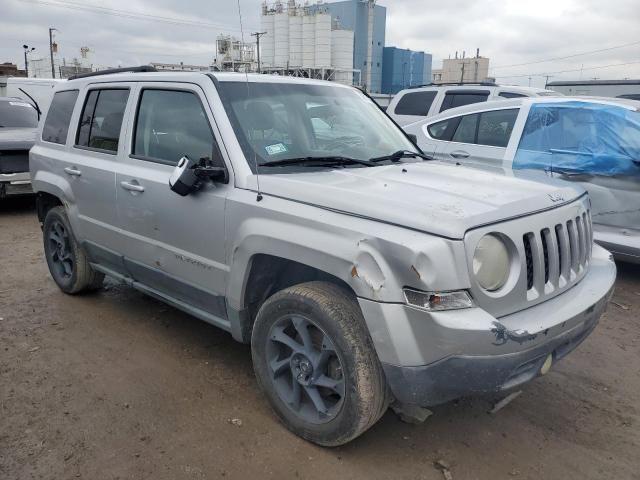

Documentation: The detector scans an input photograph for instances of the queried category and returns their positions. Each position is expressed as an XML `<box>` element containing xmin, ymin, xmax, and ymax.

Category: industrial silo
<box><xmin>314</xmin><ymin>13</ymin><xmax>332</xmax><ymax>68</ymax></box>
<box><xmin>274</xmin><ymin>11</ymin><xmax>289</xmax><ymax>67</ymax></box>
<box><xmin>331</xmin><ymin>29</ymin><xmax>354</xmax><ymax>85</ymax></box>
<box><xmin>288</xmin><ymin>11</ymin><xmax>303</xmax><ymax>67</ymax></box>
<box><xmin>260</xmin><ymin>13</ymin><xmax>275</xmax><ymax>68</ymax></box>
<box><xmin>302</xmin><ymin>13</ymin><xmax>315</xmax><ymax>68</ymax></box>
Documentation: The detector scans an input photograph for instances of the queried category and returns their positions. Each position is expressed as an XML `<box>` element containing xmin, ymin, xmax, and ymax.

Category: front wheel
<box><xmin>251</xmin><ymin>281</ymin><xmax>388</xmax><ymax>446</ymax></box>
<box><xmin>42</xmin><ymin>206</ymin><xmax>104</xmax><ymax>294</ymax></box>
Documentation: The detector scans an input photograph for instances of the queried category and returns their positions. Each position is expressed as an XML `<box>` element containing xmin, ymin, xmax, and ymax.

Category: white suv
<box><xmin>387</xmin><ymin>83</ymin><xmax>561</xmax><ymax>126</ymax></box>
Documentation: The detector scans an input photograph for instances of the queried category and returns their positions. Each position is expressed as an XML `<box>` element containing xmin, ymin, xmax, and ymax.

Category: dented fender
<box><xmin>224</xmin><ymin>189</ymin><xmax>471</xmax><ymax>312</ymax></box>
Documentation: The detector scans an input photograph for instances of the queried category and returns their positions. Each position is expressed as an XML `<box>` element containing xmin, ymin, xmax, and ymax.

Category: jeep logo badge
<box><xmin>548</xmin><ymin>193</ymin><xmax>565</xmax><ymax>203</ymax></box>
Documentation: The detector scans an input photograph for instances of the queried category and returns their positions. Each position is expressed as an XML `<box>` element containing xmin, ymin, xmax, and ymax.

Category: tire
<box><xmin>251</xmin><ymin>281</ymin><xmax>389</xmax><ymax>446</ymax></box>
<box><xmin>42</xmin><ymin>206</ymin><xmax>104</xmax><ymax>294</ymax></box>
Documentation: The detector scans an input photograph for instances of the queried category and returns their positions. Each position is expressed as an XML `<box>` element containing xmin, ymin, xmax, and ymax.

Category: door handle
<box><xmin>64</xmin><ymin>166</ymin><xmax>82</xmax><ymax>176</ymax></box>
<box><xmin>120</xmin><ymin>180</ymin><xmax>145</xmax><ymax>193</ymax></box>
<box><xmin>450</xmin><ymin>151</ymin><xmax>470</xmax><ymax>159</ymax></box>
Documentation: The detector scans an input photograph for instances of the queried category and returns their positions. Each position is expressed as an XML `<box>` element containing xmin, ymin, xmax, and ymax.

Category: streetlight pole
<box><xmin>49</xmin><ymin>27</ymin><xmax>57</xmax><ymax>78</ymax></box>
<box><xmin>22</xmin><ymin>45</ymin><xmax>35</xmax><ymax>77</ymax></box>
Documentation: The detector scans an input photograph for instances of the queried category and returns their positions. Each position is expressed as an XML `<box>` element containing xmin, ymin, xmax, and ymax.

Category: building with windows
<box><xmin>260</xmin><ymin>0</ymin><xmax>384</xmax><ymax>92</ymax></box>
<box><xmin>381</xmin><ymin>47</ymin><xmax>431</xmax><ymax>94</ymax></box>
<box><xmin>321</xmin><ymin>0</ymin><xmax>386</xmax><ymax>93</ymax></box>
<box><xmin>432</xmin><ymin>50</ymin><xmax>490</xmax><ymax>84</ymax></box>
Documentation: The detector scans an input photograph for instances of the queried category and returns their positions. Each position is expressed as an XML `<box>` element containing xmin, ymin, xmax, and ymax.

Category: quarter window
<box><xmin>42</xmin><ymin>90</ymin><xmax>79</xmax><ymax>144</ymax></box>
<box><xmin>133</xmin><ymin>89</ymin><xmax>216</xmax><ymax>166</ymax></box>
<box><xmin>427</xmin><ymin>117</ymin><xmax>461</xmax><ymax>141</ymax></box>
<box><xmin>76</xmin><ymin>89</ymin><xmax>129</xmax><ymax>153</ymax></box>
<box><xmin>394</xmin><ymin>91</ymin><xmax>437</xmax><ymax>116</ymax></box>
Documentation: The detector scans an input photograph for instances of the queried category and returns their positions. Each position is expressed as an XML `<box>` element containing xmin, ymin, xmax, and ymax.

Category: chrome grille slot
<box><xmin>541</xmin><ymin>229</ymin><xmax>550</xmax><ymax>284</ymax></box>
<box><xmin>567</xmin><ymin>219</ymin><xmax>578</xmax><ymax>273</ymax></box>
<box><xmin>576</xmin><ymin>215</ymin><xmax>586</xmax><ymax>268</ymax></box>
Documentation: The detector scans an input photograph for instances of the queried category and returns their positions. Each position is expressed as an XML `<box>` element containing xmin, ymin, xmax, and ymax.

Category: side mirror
<box><xmin>169</xmin><ymin>156</ymin><xmax>228</xmax><ymax>196</ymax></box>
<box><xmin>407</xmin><ymin>133</ymin><xmax>418</xmax><ymax>145</ymax></box>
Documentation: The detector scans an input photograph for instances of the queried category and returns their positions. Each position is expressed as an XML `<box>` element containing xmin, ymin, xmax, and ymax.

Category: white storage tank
<box><xmin>331</xmin><ymin>29</ymin><xmax>354</xmax><ymax>85</ymax></box>
<box><xmin>314</xmin><ymin>13</ymin><xmax>331</xmax><ymax>68</ymax></box>
<box><xmin>288</xmin><ymin>13</ymin><xmax>303</xmax><ymax>67</ymax></box>
<box><xmin>302</xmin><ymin>14</ymin><xmax>316</xmax><ymax>67</ymax></box>
<box><xmin>274</xmin><ymin>12</ymin><xmax>289</xmax><ymax>67</ymax></box>
<box><xmin>260</xmin><ymin>14</ymin><xmax>275</xmax><ymax>68</ymax></box>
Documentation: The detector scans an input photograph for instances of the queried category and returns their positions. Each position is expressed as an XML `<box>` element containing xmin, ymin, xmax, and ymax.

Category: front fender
<box><xmin>225</xmin><ymin>192</ymin><xmax>470</xmax><ymax>312</ymax></box>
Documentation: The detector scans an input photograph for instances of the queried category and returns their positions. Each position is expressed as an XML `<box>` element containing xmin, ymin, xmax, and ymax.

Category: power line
<box><xmin>19</xmin><ymin>0</ymin><xmax>257</xmax><ymax>32</ymax></box>
<box><xmin>493</xmin><ymin>60</ymin><xmax>640</xmax><ymax>79</ymax></box>
<box><xmin>490</xmin><ymin>40</ymin><xmax>640</xmax><ymax>70</ymax></box>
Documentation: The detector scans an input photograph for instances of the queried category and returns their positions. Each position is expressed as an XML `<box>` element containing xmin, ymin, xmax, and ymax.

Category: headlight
<box><xmin>473</xmin><ymin>234</ymin><xmax>510</xmax><ymax>291</ymax></box>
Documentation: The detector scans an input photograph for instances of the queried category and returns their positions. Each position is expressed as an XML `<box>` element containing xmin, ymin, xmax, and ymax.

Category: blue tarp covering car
<box><xmin>514</xmin><ymin>101</ymin><xmax>640</xmax><ymax>177</ymax></box>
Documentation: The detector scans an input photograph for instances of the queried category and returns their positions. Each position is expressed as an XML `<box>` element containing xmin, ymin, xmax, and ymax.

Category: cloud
<box><xmin>1</xmin><ymin>0</ymin><xmax>638</xmax><ymax>87</ymax></box>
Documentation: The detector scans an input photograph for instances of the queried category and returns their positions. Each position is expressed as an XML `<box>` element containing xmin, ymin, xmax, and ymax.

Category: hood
<box><xmin>0</xmin><ymin>127</ymin><xmax>38</xmax><ymax>150</ymax></box>
<box><xmin>257</xmin><ymin>161</ymin><xmax>585</xmax><ymax>239</ymax></box>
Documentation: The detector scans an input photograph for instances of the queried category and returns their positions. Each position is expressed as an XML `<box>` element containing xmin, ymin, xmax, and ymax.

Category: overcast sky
<box><xmin>1</xmin><ymin>0</ymin><xmax>638</xmax><ymax>88</ymax></box>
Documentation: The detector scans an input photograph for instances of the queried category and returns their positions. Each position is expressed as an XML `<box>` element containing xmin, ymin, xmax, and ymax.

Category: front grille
<box><xmin>465</xmin><ymin>197</ymin><xmax>592</xmax><ymax>318</ymax></box>
<box><xmin>523</xmin><ymin>210</ymin><xmax>592</xmax><ymax>296</ymax></box>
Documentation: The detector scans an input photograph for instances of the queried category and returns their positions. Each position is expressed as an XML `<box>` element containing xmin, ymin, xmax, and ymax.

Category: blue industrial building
<box><xmin>321</xmin><ymin>0</ymin><xmax>386</xmax><ymax>94</ymax></box>
<box><xmin>381</xmin><ymin>47</ymin><xmax>432</xmax><ymax>94</ymax></box>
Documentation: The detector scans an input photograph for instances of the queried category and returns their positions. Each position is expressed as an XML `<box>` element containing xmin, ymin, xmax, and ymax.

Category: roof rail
<box><xmin>410</xmin><ymin>81</ymin><xmax>497</xmax><ymax>89</ymax></box>
<box><xmin>68</xmin><ymin>65</ymin><xmax>157</xmax><ymax>80</ymax></box>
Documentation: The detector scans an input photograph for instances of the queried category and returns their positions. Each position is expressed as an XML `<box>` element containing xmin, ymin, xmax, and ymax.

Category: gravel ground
<box><xmin>1</xmin><ymin>196</ymin><xmax>639</xmax><ymax>480</ymax></box>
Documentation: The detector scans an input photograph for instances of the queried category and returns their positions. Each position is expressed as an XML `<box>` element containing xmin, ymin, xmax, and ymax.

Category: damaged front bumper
<box><xmin>594</xmin><ymin>223</ymin><xmax>640</xmax><ymax>265</ymax></box>
<box><xmin>358</xmin><ymin>244</ymin><xmax>616</xmax><ymax>407</ymax></box>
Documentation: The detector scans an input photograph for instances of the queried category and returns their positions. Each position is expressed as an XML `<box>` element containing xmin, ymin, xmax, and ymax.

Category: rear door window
<box><xmin>132</xmin><ymin>89</ymin><xmax>216</xmax><ymax>166</ymax></box>
<box><xmin>440</xmin><ymin>90</ymin><xmax>490</xmax><ymax>112</ymax></box>
<box><xmin>42</xmin><ymin>90</ymin><xmax>79</xmax><ymax>144</ymax></box>
<box><xmin>394</xmin><ymin>91</ymin><xmax>437</xmax><ymax>116</ymax></box>
<box><xmin>476</xmin><ymin>109</ymin><xmax>519</xmax><ymax>147</ymax></box>
<box><xmin>76</xmin><ymin>89</ymin><xmax>129</xmax><ymax>153</ymax></box>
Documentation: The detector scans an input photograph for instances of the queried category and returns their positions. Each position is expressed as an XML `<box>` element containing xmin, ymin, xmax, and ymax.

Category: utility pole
<box><xmin>49</xmin><ymin>27</ymin><xmax>57</xmax><ymax>78</ymax></box>
<box><xmin>544</xmin><ymin>75</ymin><xmax>553</xmax><ymax>88</ymax></box>
<box><xmin>251</xmin><ymin>31</ymin><xmax>267</xmax><ymax>73</ymax></box>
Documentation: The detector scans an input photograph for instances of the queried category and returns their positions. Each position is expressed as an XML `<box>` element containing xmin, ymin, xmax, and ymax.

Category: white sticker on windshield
<box><xmin>9</xmin><ymin>102</ymin><xmax>32</xmax><ymax>108</ymax></box>
<box><xmin>265</xmin><ymin>143</ymin><xmax>287</xmax><ymax>156</ymax></box>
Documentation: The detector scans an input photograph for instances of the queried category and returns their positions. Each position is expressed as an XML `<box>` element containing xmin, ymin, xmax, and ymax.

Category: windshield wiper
<box><xmin>369</xmin><ymin>150</ymin><xmax>431</xmax><ymax>163</ymax></box>
<box><xmin>259</xmin><ymin>156</ymin><xmax>373</xmax><ymax>168</ymax></box>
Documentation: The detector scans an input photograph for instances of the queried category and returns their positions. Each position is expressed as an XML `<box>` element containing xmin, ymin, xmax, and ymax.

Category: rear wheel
<box><xmin>251</xmin><ymin>281</ymin><xmax>388</xmax><ymax>446</ymax></box>
<box><xmin>43</xmin><ymin>206</ymin><xmax>104</xmax><ymax>294</ymax></box>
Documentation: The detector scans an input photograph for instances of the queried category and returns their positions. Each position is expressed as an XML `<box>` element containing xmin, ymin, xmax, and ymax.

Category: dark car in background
<box><xmin>0</xmin><ymin>97</ymin><xmax>39</xmax><ymax>197</ymax></box>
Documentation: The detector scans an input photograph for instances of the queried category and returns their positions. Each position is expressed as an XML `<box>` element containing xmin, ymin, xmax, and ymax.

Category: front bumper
<box><xmin>358</xmin><ymin>244</ymin><xmax>616</xmax><ymax>406</ymax></box>
<box><xmin>0</xmin><ymin>172</ymin><xmax>33</xmax><ymax>197</ymax></box>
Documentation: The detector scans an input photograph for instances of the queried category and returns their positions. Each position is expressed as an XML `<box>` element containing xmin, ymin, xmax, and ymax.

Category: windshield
<box><xmin>217</xmin><ymin>81</ymin><xmax>417</xmax><ymax>171</ymax></box>
<box><xmin>0</xmin><ymin>100</ymin><xmax>38</xmax><ymax>128</ymax></box>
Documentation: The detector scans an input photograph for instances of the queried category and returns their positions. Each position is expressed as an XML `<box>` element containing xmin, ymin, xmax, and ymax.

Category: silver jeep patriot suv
<box><xmin>30</xmin><ymin>68</ymin><xmax>616</xmax><ymax>446</ymax></box>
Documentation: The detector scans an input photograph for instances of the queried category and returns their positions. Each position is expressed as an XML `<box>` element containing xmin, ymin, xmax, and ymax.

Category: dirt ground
<box><xmin>1</xmin><ymin>196</ymin><xmax>639</xmax><ymax>480</ymax></box>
